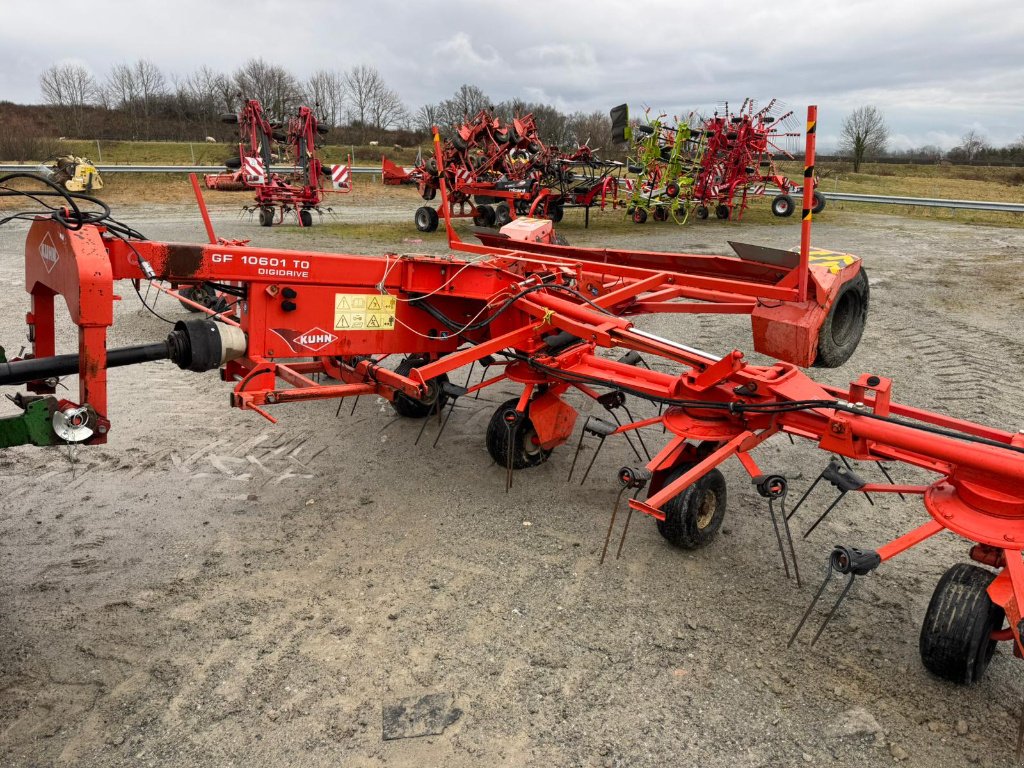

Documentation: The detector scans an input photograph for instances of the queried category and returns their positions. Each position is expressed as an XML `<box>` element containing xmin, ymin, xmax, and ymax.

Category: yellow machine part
<box><xmin>63</xmin><ymin>162</ymin><xmax>103</xmax><ymax>192</ymax></box>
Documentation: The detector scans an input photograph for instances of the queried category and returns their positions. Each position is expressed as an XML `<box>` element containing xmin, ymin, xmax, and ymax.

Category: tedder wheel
<box><xmin>178</xmin><ymin>284</ymin><xmax>215</xmax><ymax>312</ymax></box>
<box><xmin>812</xmin><ymin>190</ymin><xmax>827</xmax><ymax>214</ymax></box>
<box><xmin>225</xmin><ymin>156</ymin><xmax>242</xmax><ymax>170</ymax></box>
<box><xmin>656</xmin><ymin>464</ymin><xmax>727</xmax><ymax>549</ymax></box>
<box><xmin>259</xmin><ymin>207</ymin><xmax>274</xmax><ymax>227</ymax></box>
<box><xmin>653</xmin><ymin>206</ymin><xmax>669</xmax><ymax>222</ymax></box>
<box><xmin>494</xmin><ymin>202</ymin><xmax>512</xmax><ymax>226</ymax></box>
<box><xmin>299</xmin><ymin>209</ymin><xmax>313</xmax><ymax>227</ymax></box>
<box><xmin>547</xmin><ymin>203</ymin><xmax>564</xmax><ymax>223</ymax></box>
<box><xmin>391</xmin><ymin>357</ymin><xmax>450</xmax><ymax>418</ymax></box>
<box><xmin>632</xmin><ymin>207</ymin><xmax>648</xmax><ymax>224</ymax></box>
<box><xmin>920</xmin><ymin>563</ymin><xmax>1004</xmax><ymax>685</ymax></box>
<box><xmin>715</xmin><ymin>204</ymin><xmax>731</xmax><ymax>220</ymax></box>
<box><xmin>421</xmin><ymin>185</ymin><xmax>437</xmax><ymax>201</ymax></box>
<box><xmin>452</xmin><ymin>134</ymin><xmax>469</xmax><ymax>150</ymax></box>
<box><xmin>771</xmin><ymin>194</ymin><xmax>794</xmax><ymax>217</ymax></box>
<box><xmin>695</xmin><ymin>205</ymin><xmax>709</xmax><ymax>220</ymax></box>
<box><xmin>473</xmin><ymin>204</ymin><xmax>496</xmax><ymax>227</ymax></box>
<box><xmin>415</xmin><ymin>206</ymin><xmax>439</xmax><ymax>233</ymax></box>
<box><xmin>813</xmin><ymin>267</ymin><xmax>869</xmax><ymax>367</ymax></box>
<box><xmin>485</xmin><ymin>397</ymin><xmax>551</xmax><ymax>468</ymax></box>
<box><xmin>665</xmin><ymin>181</ymin><xmax>680</xmax><ymax>198</ymax></box>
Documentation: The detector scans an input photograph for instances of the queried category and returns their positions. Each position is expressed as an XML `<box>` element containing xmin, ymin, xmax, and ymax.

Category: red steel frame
<box><xmin>14</xmin><ymin>107</ymin><xmax>1024</xmax><ymax>716</ymax></box>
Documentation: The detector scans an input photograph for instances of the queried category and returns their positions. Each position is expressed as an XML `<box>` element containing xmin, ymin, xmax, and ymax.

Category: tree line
<box><xmin>30</xmin><ymin>58</ymin><xmax>613</xmax><ymax>152</ymax></box>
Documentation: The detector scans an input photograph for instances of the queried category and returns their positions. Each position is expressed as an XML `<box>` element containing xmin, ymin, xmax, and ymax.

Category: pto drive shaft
<box><xmin>0</xmin><ymin>320</ymin><xmax>246</xmax><ymax>387</ymax></box>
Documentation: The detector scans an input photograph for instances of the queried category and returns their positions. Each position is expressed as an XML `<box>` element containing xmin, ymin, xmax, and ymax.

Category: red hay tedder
<box><xmin>383</xmin><ymin>109</ymin><xmax>625</xmax><ymax>232</ymax></box>
<box><xmin>3</xmin><ymin>106</ymin><xmax>1024</xmax><ymax>752</ymax></box>
<box><xmin>206</xmin><ymin>98</ymin><xmax>351</xmax><ymax>227</ymax></box>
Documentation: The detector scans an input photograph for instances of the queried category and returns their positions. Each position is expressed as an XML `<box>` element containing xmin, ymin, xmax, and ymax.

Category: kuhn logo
<box><xmin>271</xmin><ymin>327</ymin><xmax>337</xmax><ymax>353</ymax></box>
<box><xmin>39</xmin><ymin>233</ymin><xmax>59</xmax><ymax>273</ymax></box>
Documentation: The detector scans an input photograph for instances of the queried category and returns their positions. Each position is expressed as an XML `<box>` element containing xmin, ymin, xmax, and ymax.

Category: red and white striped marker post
<box><xmin>331</xmin><ymin>164</ymin><xmax>351</xmax><ymax>190</ymax></box>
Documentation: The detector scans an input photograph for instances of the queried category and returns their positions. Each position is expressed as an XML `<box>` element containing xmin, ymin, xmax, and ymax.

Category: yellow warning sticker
<box><xmin>791</xmin><ymin>247</ymin><xmax>860</xmax><ymax>275</ymax></box>
<box><xmin>334</xmin><ymin>293</ymin><xmax>396</xmax><ymax>331</ymax></box>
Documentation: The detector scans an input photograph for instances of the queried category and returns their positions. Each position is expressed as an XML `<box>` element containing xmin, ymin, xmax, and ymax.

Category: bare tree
<box><xmin>369</xmin><ymin>85</ymin><xmax>407</xmax><ymax>134</ymax></box>
<box><xmin>174</xmin><ymin>65</ymin><xmax>233</xmax><ymax>137</ymax></box>
<box><xmin>838</xmin><ymin>105</ymin><xmax>888</xmax><ymax>172</ymax></box>
<box><xmin>437</xmin><ymin>84</ymin><xmax>490</xmax><ymax>130</ymax></box>
<box><xmin>305</xmin><ymin>69</ymin><xmax>345</xmax><ymax>128</ymax></box>
<box><xmin>567</xmin><ymin>110</ymin><xmax>612</xmax><ymax>150</ymax></box>
<box><xmin>958</xmin><ymin>129</ymin><xmax>989</xmax><ymax>161</ymax></box>
<box><xmin>414</xmin><ymin>103</ymin><xmax>441</xmax><ymax>133</ymax></box>
<box><xmin>342</xmin><ymin>65</ymin><xmax>406</xmax><ymax>141</ymax></box>
<box><xmin>234</xmin><ymin>58</ymin><xmax>301</xmax><ymax>119</ymax></box>
<box><xmin>39</xmin><ymin>63</ymin><xmax>98</xmax><ymax>136</ymax></box>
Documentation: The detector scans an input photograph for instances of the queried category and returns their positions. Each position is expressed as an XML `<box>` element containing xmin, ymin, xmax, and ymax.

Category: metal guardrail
<box><xmin>822</xmin><ymin>191</ymin><xmax>1024</xmax><ymax>213</ymax></box>
<box><xmin>1</xmin><ymin>163</ymin><xmax>1021</xmax><ymax>212</ymax></box>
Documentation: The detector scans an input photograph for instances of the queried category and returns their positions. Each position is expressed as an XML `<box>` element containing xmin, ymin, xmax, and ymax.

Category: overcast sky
<box><xmin>1</xmin><ymin>0</ymin><xmax>1021</xmax><ymax>152</ymax></box>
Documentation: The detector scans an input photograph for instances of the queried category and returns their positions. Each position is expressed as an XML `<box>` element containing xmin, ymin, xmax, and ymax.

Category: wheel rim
<box><xmin>695</xmin><ymin>489</ymin><xmax>718</xmax><ymax>529</ymax></box>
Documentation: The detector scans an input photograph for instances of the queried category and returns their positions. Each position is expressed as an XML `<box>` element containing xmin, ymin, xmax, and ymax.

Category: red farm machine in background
<box><xmin>205</xmin><ymin>99</ymin><xmax>351</xmax><ymax>227</ymax></box>
<box><xmin>383</xmin><ymin>109</ymin><xmax>625</xmax><ymax>232</ymax></box>
<box><xmin>6</xmin><ymin>105</ymin><xmax>1024</xmax><ymax>757</ymax></box>
<box><xmin>613</xmin><ymin>99</ymin><xmax>826</xmax><ymax>224</ymax></box>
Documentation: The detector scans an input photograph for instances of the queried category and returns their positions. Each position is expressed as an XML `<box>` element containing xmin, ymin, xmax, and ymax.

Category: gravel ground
<box><xmin>1</xmin><ymin>200</ymin><xmax>1023</xmax><ymax>767</ymax></box>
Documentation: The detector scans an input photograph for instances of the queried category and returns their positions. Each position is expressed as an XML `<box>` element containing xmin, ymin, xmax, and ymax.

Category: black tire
<box><xmin>653</xmin><ymin>206</ymin><xmax>669</xmax><ymax>222</ymax></box>
<box><xmin>665</xmin><ymin>181</ymin><xmax>680</xmax><ymax>199</ymax></box>
<box><xmin>636</xmin><ymin>124</ymin><xmax>654</xmax><ymax>135</ymax></box>
<box><xmin>715</xmin><ymin>204</ymin><xmax>731</xmax><ymax>220</ymax></box>
<box><xmin>814</xmin><ymin>267</ymin><xmax>869</xmax><ymax>368</ymax></box>
<box><xmin>547</xmin><ymin>203</ymin><xmax>564</xmax><ymax>223</ymax></box>
<box><xmin>494</xmin><ymin>202</ymin><xmax>511</xmax><ymax>226</ymax></box>
<box><xmin>812</xmin><ymin>190</ymin><xmax>827</xmax><ymax>214</ymax></box>
<box><xmin>528</xmin><ymin>142</ymin><xmax>542</xmax><ymax>154</ymax></box>
<box><xmin>920</xmin><ymin>563</ymin><xmax>1004</xmax><ymax>685</ymax></box>
<box><xmin>495</xmin><ymin>130</ymin><xmax>510</xmax><ymax>144</ymax></box>
<box><xmin>695</xmin><ymin>205</ymin><xmax>709</xmax><ymax>220</ymax></box>
<box><xmin>299</xmin><ymin>209</ymin><xmax>313</xmax><ymax>227</ymax></box>
<box><xmin>259</xmin><ymin>207</ymin><xmax>274</xmax><ymax>227</ymax></box>
<box><xmin>221</xmin><ymin>113</ymin><xmax>239</xmax><ymax>124</ymax></box>
<box><xmin>178</xmin><ymin>284</ymin><xmax>213</xmax><ymax>312</ymax></box>
<box><xmin>473</xmin><ymin>204</ymin><xmax>496</xmax><ymax>227</ymax></box>
<box><xmin>421</xmin><ymin>185</ymin><xmax>437</xmax><ymax>201</ymax></box>
<box><xmin>415</xmin><ymin>206</ymin><xmax>439</xmax><ymax>233</ymax></box>
<box><xmin>391</xmin><ymin>357</ymin><xmax>450</xmax><ymax>418</ymax></box>
<box><xmin>771</xmin><ymin>194</ymin><xmax>794</xmax><ymax>217</ymax></box>
<box><xmin>272</xmin><ymin>131</ymin><xmax>287</xmax><ymax>142</ymax></box>
<box><xmin>627</xmin><ymin>164</ymin><xmax>644</xmax><ymax>174</ymax></box>
<box><xmin>485</xmin><ymin>397</ymin><xmax>551</xmax><ymax>468</ymax></box>
<box><xmin>225</xmin><ymin>156</ymin><xmax>242</xmax><ymax>170</ymax></box>
<box><xmin>632</xmin><ymin>207</ymin><xmax>648</xmax><ymax>224</ymax></box>
<box><xmin>452</xmin><ymin>134</ymin><xmax>469</xmax><ymax>151</ymax></box>
<box><xmin>656</xmin><ymin>465</ymin><xmax>727</xmax><ymax>549</ymax></box>
<box><xmin>507</xmin><ymin>126</ymin><xmax>521</xmax><ymax>144</ymax></box>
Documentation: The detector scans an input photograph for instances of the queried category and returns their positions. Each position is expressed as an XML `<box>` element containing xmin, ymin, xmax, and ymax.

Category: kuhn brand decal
<box><xmin>270</xmin><ymin>327</ymin><xmax>338</xmax><ymax>353</ymax></box>
<box><xmin>39</xmin><ymin>232</ymin><xmax>59</xmax><ymax>273</ymax></box>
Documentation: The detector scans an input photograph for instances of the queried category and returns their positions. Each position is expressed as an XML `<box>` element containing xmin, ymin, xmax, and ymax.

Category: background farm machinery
<box><xmin>614</xmin><ymin>99</ymin><xmax>825</xmax><ymax>223</ymax></box>
<box><xmin>382</xmin><ymin>109</ymin><xmax>626</xmax><ymax>232</ymax></box>
<box><xmin>205</xmin><ymin>98</ymin><xmax>351</xmax><ymax>227</ymax></box>
<box><xmin>4</xmin><ymin>106</ymin><xmax>1024</xmax><ymax>749</ymax></box>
